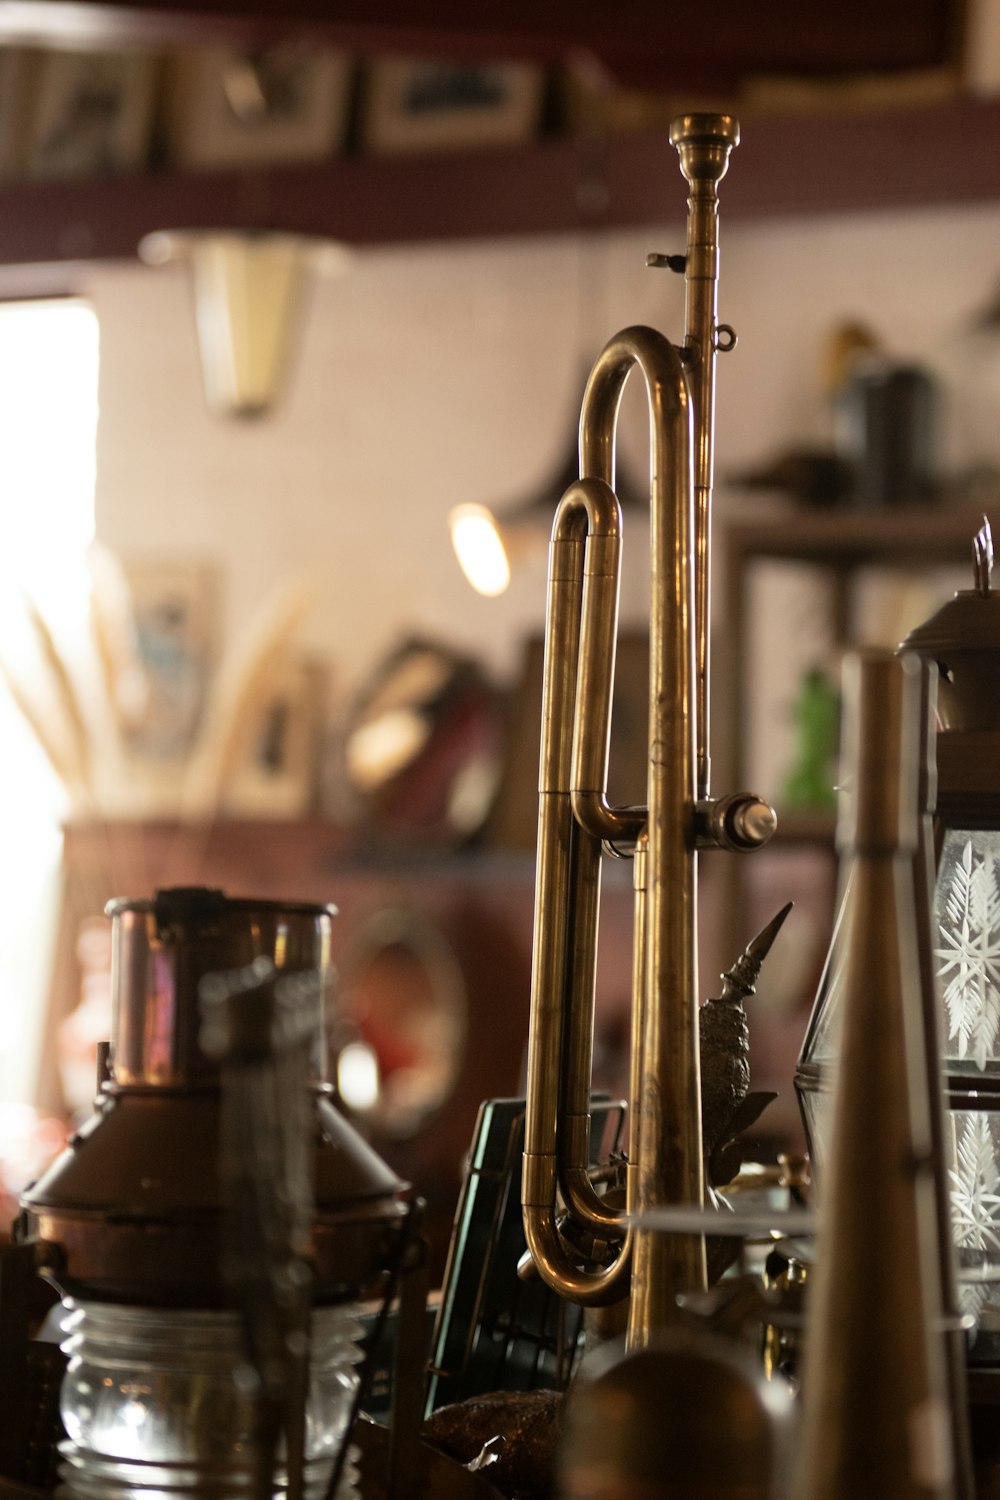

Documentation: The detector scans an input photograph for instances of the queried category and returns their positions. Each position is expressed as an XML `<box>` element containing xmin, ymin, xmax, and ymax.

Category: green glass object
<box><xmin>782</xmin><ymin>666</ymin><xmax>840</xmax><ymax>812</ymax></box>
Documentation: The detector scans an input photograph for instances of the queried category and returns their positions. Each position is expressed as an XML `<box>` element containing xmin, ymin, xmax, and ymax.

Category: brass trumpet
<box><xmin>521</xmin><ymin>114</ymin><xmax>777</xmax><ymax>1349</ymax></box>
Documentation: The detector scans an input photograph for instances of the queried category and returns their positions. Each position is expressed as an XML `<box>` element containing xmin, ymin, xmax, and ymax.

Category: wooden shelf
<box><xmin>58</xmin><ymin>815</ymin><xmax>542</xmax><ymax>897</ymax></box>
<box><xmin>720</xmin><ymin>506</ymin><xmax>988</xmax><ymax>796</ymax></box>
<box><xmin>722</xmin><ymin>505</ymin><xmax>991</xmax><ymax>572</ymax></box>
<box><xmin>4</xmin><ymin>95</ymin><xmax>1000</xmax><ymax>267</ymax></box>
<box><xmin>716</xmin><ymin>504</ymin><xmax>988</xmax><ymax>947</ymax></box>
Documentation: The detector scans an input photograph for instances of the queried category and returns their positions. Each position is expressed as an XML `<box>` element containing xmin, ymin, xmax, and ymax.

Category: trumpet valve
<box><xmin>696</xmin><ymin>792</ymin><xmax>777</xmax><ymax>852</ymax></box>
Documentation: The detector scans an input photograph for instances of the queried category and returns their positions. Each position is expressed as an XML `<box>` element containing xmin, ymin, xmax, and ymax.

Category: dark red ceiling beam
<box><xmin>0</xmin><ymin>0</ymin><xmax>962</xmax><ymax>91</ymax></box>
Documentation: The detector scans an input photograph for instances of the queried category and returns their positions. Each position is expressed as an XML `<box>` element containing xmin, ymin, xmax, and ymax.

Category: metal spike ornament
<box><xmin>700</xmin><ymin>903</ymin><xmax>791</xmax><ymax>1189</ymax></box>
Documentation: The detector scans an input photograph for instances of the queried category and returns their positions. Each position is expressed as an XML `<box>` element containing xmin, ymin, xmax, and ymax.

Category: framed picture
<box><xmin>123</xmin><ymin>557</ymin><xmax>219</xmax><ymax>770</ymax></box>
<box><xmin>23</xmin><ymin>48</ymin><xmax>158</xmax><ymax>180</ymax></box>
<box><xmin>361</xmin><ymin>56</ymin><xmax>544</xmax><ymax>155</ymax></box>
<box><xmin>163</xmin><ymin>45</ymin><xmax>353</xmax><ymax>171</ymax></box>
<box><xmin>221</xmin><ymin>652</ymin><xmax>328</xmax><ymax>818</ymax></box>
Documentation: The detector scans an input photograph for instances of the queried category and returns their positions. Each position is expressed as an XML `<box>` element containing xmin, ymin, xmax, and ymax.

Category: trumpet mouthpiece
<box><xmin>670</xmin><ymin>113</ymin><xmax>740</xmax><ymax>185</ymax></box>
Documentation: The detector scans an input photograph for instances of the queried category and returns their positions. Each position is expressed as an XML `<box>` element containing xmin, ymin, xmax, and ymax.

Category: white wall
<box><xmin>87</xmin><ymin>230</ymin><xmax>661</xmax><ymax>698</ymax></box>
<box><xmin>80</xmin><ymin>195</ymin><xmax>1000</xmax><ymax>793</ymax></box>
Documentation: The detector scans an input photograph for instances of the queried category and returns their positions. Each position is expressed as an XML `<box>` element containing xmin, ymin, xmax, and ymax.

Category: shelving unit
<box><xmin>719</xmin><ymin>504</ymin><xmax>990</xmax><ymax>806</ymax></box>
<box><xmin>2</xmin><ymin>94</ymin><xmax>1000</xmax><ymax>266</ymax></box>
<box><xmin>711</xmin><ymin>504</ymin><xmax>989</xmax><ymax>1006</ymax></box>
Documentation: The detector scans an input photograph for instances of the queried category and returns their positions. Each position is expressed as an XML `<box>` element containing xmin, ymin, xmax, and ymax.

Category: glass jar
<box><xmin>58</xmin><ymin>1299</ymin><xmax>364</xmax><ymax>1499</ymax></box>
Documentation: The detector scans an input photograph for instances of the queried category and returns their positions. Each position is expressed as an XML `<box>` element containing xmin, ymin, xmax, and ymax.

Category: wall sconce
<box><xmin>138</xmin><ymin>230</ymin><xmax>350</xmax><ymax>418</ymax></box>
<box><xmin>797</xmin><ymin>518</ymin><xmax>1000</xmax><ymax>1355</ymax></box>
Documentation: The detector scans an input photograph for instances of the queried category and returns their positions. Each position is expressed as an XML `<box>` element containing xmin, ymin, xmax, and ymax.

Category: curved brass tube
<box><xmin>521</xmin><ymin>328</ymin><xmax>703</xmax><ymax>1319</ymax></box>
<box><xmin>521</xmin><ymin>116</ymin><xmax>760</xmax><ymax>1347</ymax></box>
<box><xmin>585</xmin><ymin>328</ymin><xmax>706</xmax><ymax>1336</ymax></box>
<box><xmin>521</xmin><ymin>474</ymin><xmax>633</xmax><ymax>1305</ymax></box>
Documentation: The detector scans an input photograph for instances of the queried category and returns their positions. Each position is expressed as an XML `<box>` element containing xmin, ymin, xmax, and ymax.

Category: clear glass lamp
<box><xmin>798</xmin><ymin>519</ymin><xmax>1000</xmax><ymax>1355</ymax></box>
<box><xmin>20</xmin><ymin>889</ymin><xmax>412</xmax><ymax>1499</ymax></box>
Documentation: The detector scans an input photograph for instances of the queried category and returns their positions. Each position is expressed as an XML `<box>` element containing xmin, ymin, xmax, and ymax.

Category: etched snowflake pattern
<box><xmin>949</xmin><ymin>1113</ymin><xmax>1000</xmax><ymax>1252</ymax></box>
<box><xmin>934</xmin><ymin>837</ymin><xmax>1000</xmax><ymax>1071</ymax></box>
<box><xmin>957</xmin><ymin>1272</ymin><xmax>998</xmax><ymax>1326</ymax></box>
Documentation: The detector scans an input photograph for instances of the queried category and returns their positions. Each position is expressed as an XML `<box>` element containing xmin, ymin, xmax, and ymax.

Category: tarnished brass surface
<box><xmin>521</xmin><ymin>113</ymin><xmax>776</xmax><ymax>1349</ymax></box>
<box><xmin>790</xmin><ymin>653</ymin><xmax>957</xmax><ymax>1499</ymax></box>
<box><xmin>670</xmin><ymin>112</ymin><xmax>740</xmax><ymax>801</ymax></box>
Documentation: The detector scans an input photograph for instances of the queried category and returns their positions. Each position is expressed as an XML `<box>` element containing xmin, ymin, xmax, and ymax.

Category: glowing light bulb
<box><xmin>448</xmin><ymin>503</ymin><xmax>511</xmax><ymax>596</ymax></box>
<box><xmin>337</xmin><ymin>1041</ymin><xmax>380</xmax><ymax>1113</ymax></box>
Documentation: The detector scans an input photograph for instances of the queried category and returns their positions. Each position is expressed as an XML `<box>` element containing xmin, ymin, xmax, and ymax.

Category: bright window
<box><xmin>0</xmin><ymin>298</ymin><xmax>99</xmax><ymax>1108</ymax></box>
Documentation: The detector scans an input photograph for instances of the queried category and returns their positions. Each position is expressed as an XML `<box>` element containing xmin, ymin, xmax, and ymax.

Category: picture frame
<box><xmin>360</xmin><ymin>56</ymin><xmax>544</xmax><ymax>155</ymax></box>
<box><xmin>22</xmin><ymin>48</ymin><xmax>158</xmax><ymax>181</ymax></box>
<box><xmin>163</xmin><ymin>45</ymin><xmax>353</xmax><ymax>171</ymax></box>
<box><xmin>123</xmin><ymin>556</ymin><xmax>219</xmax><ymax>772</ymax></box>
<box><xmin>221</xmin><ymin>651</ymin><xmax>328</xmax><ymax>818</ymax></box>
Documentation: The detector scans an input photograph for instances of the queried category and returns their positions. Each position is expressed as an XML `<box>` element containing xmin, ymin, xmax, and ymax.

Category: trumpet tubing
<box><xmin>670</xmin><ymin>112</ymin><xmax>740</xmax><ymax>802</ymax></box>
<box><xmin>521</xmin><ymin>114</ymin><xmax>774</xmax><ymax>1348</ymax></box>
